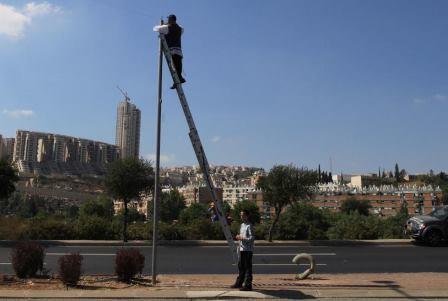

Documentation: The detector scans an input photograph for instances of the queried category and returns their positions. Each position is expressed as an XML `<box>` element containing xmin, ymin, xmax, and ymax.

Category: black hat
<box><xmin>167</xmin><ymin>14</ymin><xmax>177</xmax><ymax>21</ymax></box>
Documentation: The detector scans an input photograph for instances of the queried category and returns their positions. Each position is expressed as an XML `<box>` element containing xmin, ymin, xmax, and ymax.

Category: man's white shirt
<box><xmin>239</xmin><ymin>222</ymin><xmax>254</xmax><ymax>252</ymax></box>
<box><xmin>153</xmin><ymin>24</ymin><xmax>184</xmax><ymax>57</ymax></box>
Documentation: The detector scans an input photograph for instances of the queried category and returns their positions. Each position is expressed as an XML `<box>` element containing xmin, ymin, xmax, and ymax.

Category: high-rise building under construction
<box><xmin>115</xmin><ymin>96</ymin><xmax>141</xmax><ymax>159</ymax></box>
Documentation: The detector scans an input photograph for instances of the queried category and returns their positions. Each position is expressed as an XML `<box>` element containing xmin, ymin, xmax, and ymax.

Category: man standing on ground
<box><xmin>153</xmin><ymin>14</ymin><xmax>186</xmax><ymax>89</ymax></box>
<box><xmin>231</xmin><ymin>210</ymin><xmax>254</xmax><ymax>291</ymax></box>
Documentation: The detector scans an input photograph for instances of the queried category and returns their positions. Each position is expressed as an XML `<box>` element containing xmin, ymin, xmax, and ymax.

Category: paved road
<box><xmin>1</xmin><ymin>244</ymin><xmax>447</xmax><ymax>275</ymax></box>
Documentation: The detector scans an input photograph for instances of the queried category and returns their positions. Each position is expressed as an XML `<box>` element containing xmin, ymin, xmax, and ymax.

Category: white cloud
<box><xmin>145</xmin><ymin>153</ymin><xmax>175</xmax><ymax>164</ymax></box>
<box><xmin>2</xmin><ymin>109</ymin><xmax>34</xmax><ymax>118</ymax></box>
<box><xmin>23</xmin><ymin>2</ymin><xmax>60</xmax><ymax>17</ymax></box>
<box><xmin>0</xmin><ymin>3</ymin><xmax>29</xmax><ymax>37</ymax></box>
<box><xmin>0</xmin><ymin>2</ymin><xmax>60</xmax><ymax>38</ymax></box>
<box><xmin>433</xmin><ymin>94</ymin><xmax>448</xmax><ymax>102</ymax></box>
<box><xmin>211</xmin><ymin>136</ymin><xmax>221</xmax><ymax>143</ymax></box>
<box><xmin>413</xmin><ymin>98</ymin><xmax>425</xmax><ymax>105</ymax></box>
<box><xmin>413</xmin><ymin>93</ymin><xmax>448</xmax><ymax>105</ymax></box>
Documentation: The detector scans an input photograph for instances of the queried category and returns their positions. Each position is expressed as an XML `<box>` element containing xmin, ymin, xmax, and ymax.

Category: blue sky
<box><xmin>1</xmin><ymin>0</ymin><xmax>448</xmax><ymax>174</ymax></box>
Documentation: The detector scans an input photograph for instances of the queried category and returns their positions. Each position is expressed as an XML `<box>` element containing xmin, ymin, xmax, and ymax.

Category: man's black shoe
<box><xmin>170</xmin><ymin>79</ymin><xmax>185</xmax><ymax>89</ymax></box>
<box><xmin>230</xmin><ymin>284</ymin><xmax>242</xmax><ymax>289</ymax></box>
<box><xmin>240</xmin><ymin>286</ymin><xmax>252</xmax><ymax>291</ymax></box>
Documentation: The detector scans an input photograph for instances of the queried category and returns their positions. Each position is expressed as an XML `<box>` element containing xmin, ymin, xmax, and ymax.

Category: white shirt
<box><xmin>239</xmin><ymin>222</ymin><xmax>254</xmax><ymax>252</ymax></box>
<box><xmin>153</xmin><ymin>24</ymin><xmax>184</xmax><ymax>57</ymax></box>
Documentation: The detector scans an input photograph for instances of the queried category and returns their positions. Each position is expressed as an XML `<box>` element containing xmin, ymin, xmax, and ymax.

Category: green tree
<box><xmin>257</xmin><ymin>164</ymin><xmax>318</xmax><ymax>241</ymax></box>
<box><xmin>400</xmin><ymin>169</ymin><xmax>407</xmax><ymax>181</ymax></box>
<box><xmin>222</xmin><ymin>201</ymin><xmax>231</xmax><ymax>215</ymax></box>
<box><xmin>394</xmin><ymin>163</ymin><xmax>400</xmax><ymax>183</ymax></box>
<box><xmin>105</xmin><ymin>158</ymin><xmax>154</xmax><ymax>242</ymax></box>
<box><xmin>65</xmin><ymin>205</ymin><xmax>79</xmax><ymax>219</ymax></box>
<box><xmin>179</xmin><ymin>203</ymin><xmax>208</xmax><ymax>224</ymax></box>
<box><xmin>340</xmin><ymin>198</ymin><xmax>372</xmax><ymax>216</ymax></box>
<box><xmin>278</xmin><ymin>204</ymin><xmax>330</xmax><ymax>240</ymax></box>
<box><xmin>0</xmin><ymin>159</ymin><xmax>19</xmax><ymax>210</ymax></box>
<box><xmin>115</xmin><ymin>207</ymin><xmax>146</xmax><ymax>223</ymax></box>
<box><xmin>19</xmin><ymin>198</ymin><xmax>38</xmax><ymax>218</ymax></box>
<box><xmin>79</xmin><ymin>196</ymin><xmax>114</xmax><ymax>219</ymax></box>
<box><xmin>232</xmin><ymin>199</ymin><xmax>261</xmax><ymax>224</ymax></box>
<box><xmin>149</xmin><ymin>189</ymin><xmax>186</xmax><ymax>222</ymax></box>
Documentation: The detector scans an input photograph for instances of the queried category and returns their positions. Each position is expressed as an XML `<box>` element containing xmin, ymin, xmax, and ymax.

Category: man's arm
<box><xmin>153</xmin><ymin>24</ymin><xmax>169</xmax><ymax>34</ymax></box>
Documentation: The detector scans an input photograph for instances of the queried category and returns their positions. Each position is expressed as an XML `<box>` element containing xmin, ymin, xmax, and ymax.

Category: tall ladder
<box><xmin>159</xmin><ymin>34</ymin><xmax>238</xmax><ymax>266</ymax></box>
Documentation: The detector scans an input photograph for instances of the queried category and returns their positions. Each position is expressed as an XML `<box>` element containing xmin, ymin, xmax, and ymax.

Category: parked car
<box><xmin>405</xmin><ymin>205</ymin><xmax>448</xmax><ymax>246</ymax></box>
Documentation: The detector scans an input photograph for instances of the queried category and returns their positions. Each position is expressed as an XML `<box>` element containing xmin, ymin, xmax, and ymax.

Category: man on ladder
<box><xmin>153</xmin><ymin>14</ymin><xmax>240</xmax><ymax>284</ymax></box>
<box><xmin>153</xmin><ymin>14</ymin><xmax>186</xmax><ymax>89</ymax></box>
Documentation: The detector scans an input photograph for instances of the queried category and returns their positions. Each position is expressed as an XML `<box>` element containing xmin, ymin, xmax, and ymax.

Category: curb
<box><xmin>0</xmin><ymin>239</ymin><xmax>413</xmax><ymax>247</ymax></box>
<box><xmin>0</xmin><ymin>288</ymin><xmax>447</xmax><ymax>299</ymax></box>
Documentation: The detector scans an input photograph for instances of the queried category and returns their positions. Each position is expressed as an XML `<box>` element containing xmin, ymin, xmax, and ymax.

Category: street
<box><xmin>1</xmin><ymin>244</ymin><xmax>447</xmax><ymax>275</ymax></box>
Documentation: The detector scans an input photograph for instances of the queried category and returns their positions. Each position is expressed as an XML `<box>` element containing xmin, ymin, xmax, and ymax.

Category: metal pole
<box><xmin>151</xmin><ymin>18</ymin><xmax>163</xmax><ymax>286</ymax></box>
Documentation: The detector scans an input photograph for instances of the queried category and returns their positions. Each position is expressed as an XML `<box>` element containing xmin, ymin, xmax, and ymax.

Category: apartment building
<box><xmin>222</xmin><ymin>185</ymin><xmax>256</xmax><ymax>206</ymax></box>
<box><xmin>247</xmin><ymin>184</ymin><xmax>443</xmax><ymax>219</ymax></box>
<box><xmin>0</xmin><ymin>135</ymin><xmax>11</xmax><ymax>160</ymax></box>
<box><xmin>13</xmin><ymin>130</ymin><xmax>119</xmax><ymax>175</ymax></box>
<box><xmin>178</xmin><ymin>186</ymin><xmax>224</xmax><ymax>206</ymax></box>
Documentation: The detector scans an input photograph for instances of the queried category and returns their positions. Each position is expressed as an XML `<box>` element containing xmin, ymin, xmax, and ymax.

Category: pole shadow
<box><xmin>256</xmin><ymin>289</ymin><xmax>315</xmax><ymax>299</ymax></box>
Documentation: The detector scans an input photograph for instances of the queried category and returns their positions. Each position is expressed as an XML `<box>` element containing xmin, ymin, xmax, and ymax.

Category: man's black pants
<box><xmin>235</xmin><ymin>251</ymin><xmax>253</xmax><ymax>288</ymax></box>
<box><xmin>172</xmin><ymin>54</ymin><xmax>184</xmax><ymax>81</ymax></box>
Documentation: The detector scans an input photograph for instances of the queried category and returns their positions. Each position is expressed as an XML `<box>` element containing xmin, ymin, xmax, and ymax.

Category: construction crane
<box><xmin>117</xmin><ymin>85</ymin><xmax>130</xmax><ymax>102</ymax></box>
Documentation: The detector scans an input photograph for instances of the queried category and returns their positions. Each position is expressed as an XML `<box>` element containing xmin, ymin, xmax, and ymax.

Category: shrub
<box><xmin>253</xmin><ymin>222</ymin><xmax>269</xmax><ymax>240</ymax></box>
<box><xmin>0</xmin><ymin>217</ymin><xmax>28</xmax><ymax>240</ymax></box>
<box><xmin>76</xmin><ymin>216</ymin><xmax>118</xmax><ymax>239</ymax></box>
<box><xmin>22</xmin><ymin>219</ymin><xmax>76</xmax><ymax>240</ymax></box>
<box><xmin>278</xmin><ymin>204</ymin><xmax>330</xmax><ymax>240</ymax></box>
<box><xmin>340</xmin><ymin>199</ymin><xmax>372</xmax><ymax>216</ymax></box>
<box><xmin>159</xmin><ymin>222</ymin><xmax>186</xmax><ymax>240</ymax></box>
<box><xmin>115</xmin><ymin>248</ymin><xmax>145</xmax><ymax>282</ymax></box>
<box><xmin>326</xmin><ymin>212</ymin><xmax>382</xmax><ymax>240</ymax></box>
<box><xmin>58</xmin><ymin>253</ymin><xmax>83</xmax><ymax>286</ymax></box>
<box><xmin>11</xmin><ymin>241</ymin><xmax>45</xmax><ymax>278</ymax></box>
<box><xmin>381</xmin><ymin>213</ymin><xmax>408</xmax><ymax>239</ymax></box>
<box><xmin>128</xmin><ymin>222</ymin><xmax>152</xmax><ymax>240</ymax></box>
<box><xmin>186</xmin><ymin>218</ymin><xmax>223</xmax><ymax>240</ymax></box>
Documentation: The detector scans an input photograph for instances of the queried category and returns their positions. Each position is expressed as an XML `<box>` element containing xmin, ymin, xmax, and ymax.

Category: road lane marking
<box><xmin>55</xmin><ymin>245</ymin><xmax>334</xmax><ymax>249</ymax></box>
<box><xmin>0</xmin><ymin>263</ymin><xmax>47</xmax><ymax>265</ymax></box>
<box><xmin>255</xmin><ymin>253</ymin><xmax>336</xmax><ymax>256</ymax></box>
<box><xmin>45</xmin><ymin>252</ymin><xmax>335</xmax><ymax>257</ymax></box>
<box><xmin>47</xmin><ymin>253</ymin><xmax>115</xmax><ymax>256</ymax></box>
<box><xmin>233</xmin><ymin>263</ymin><xmax>327</xmax><ymax>266</ymax></box>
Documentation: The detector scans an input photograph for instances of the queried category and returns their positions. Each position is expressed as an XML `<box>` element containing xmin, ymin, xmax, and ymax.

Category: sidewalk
<box><xmin>1</xmin><ymin>273</ymin><xmax>447</xmax><ymax>299</ymax></box>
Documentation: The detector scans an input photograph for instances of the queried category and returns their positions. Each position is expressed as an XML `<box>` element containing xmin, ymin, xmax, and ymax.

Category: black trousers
<box><xmin>235</xmin><ymin>251</ymin><xmax>253</xmax><ymax>287</ymax></box>
<box><xmin>172</xmin><ymin>54</ymin><xmax>184</xmax><ymax>80</ymax></box>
